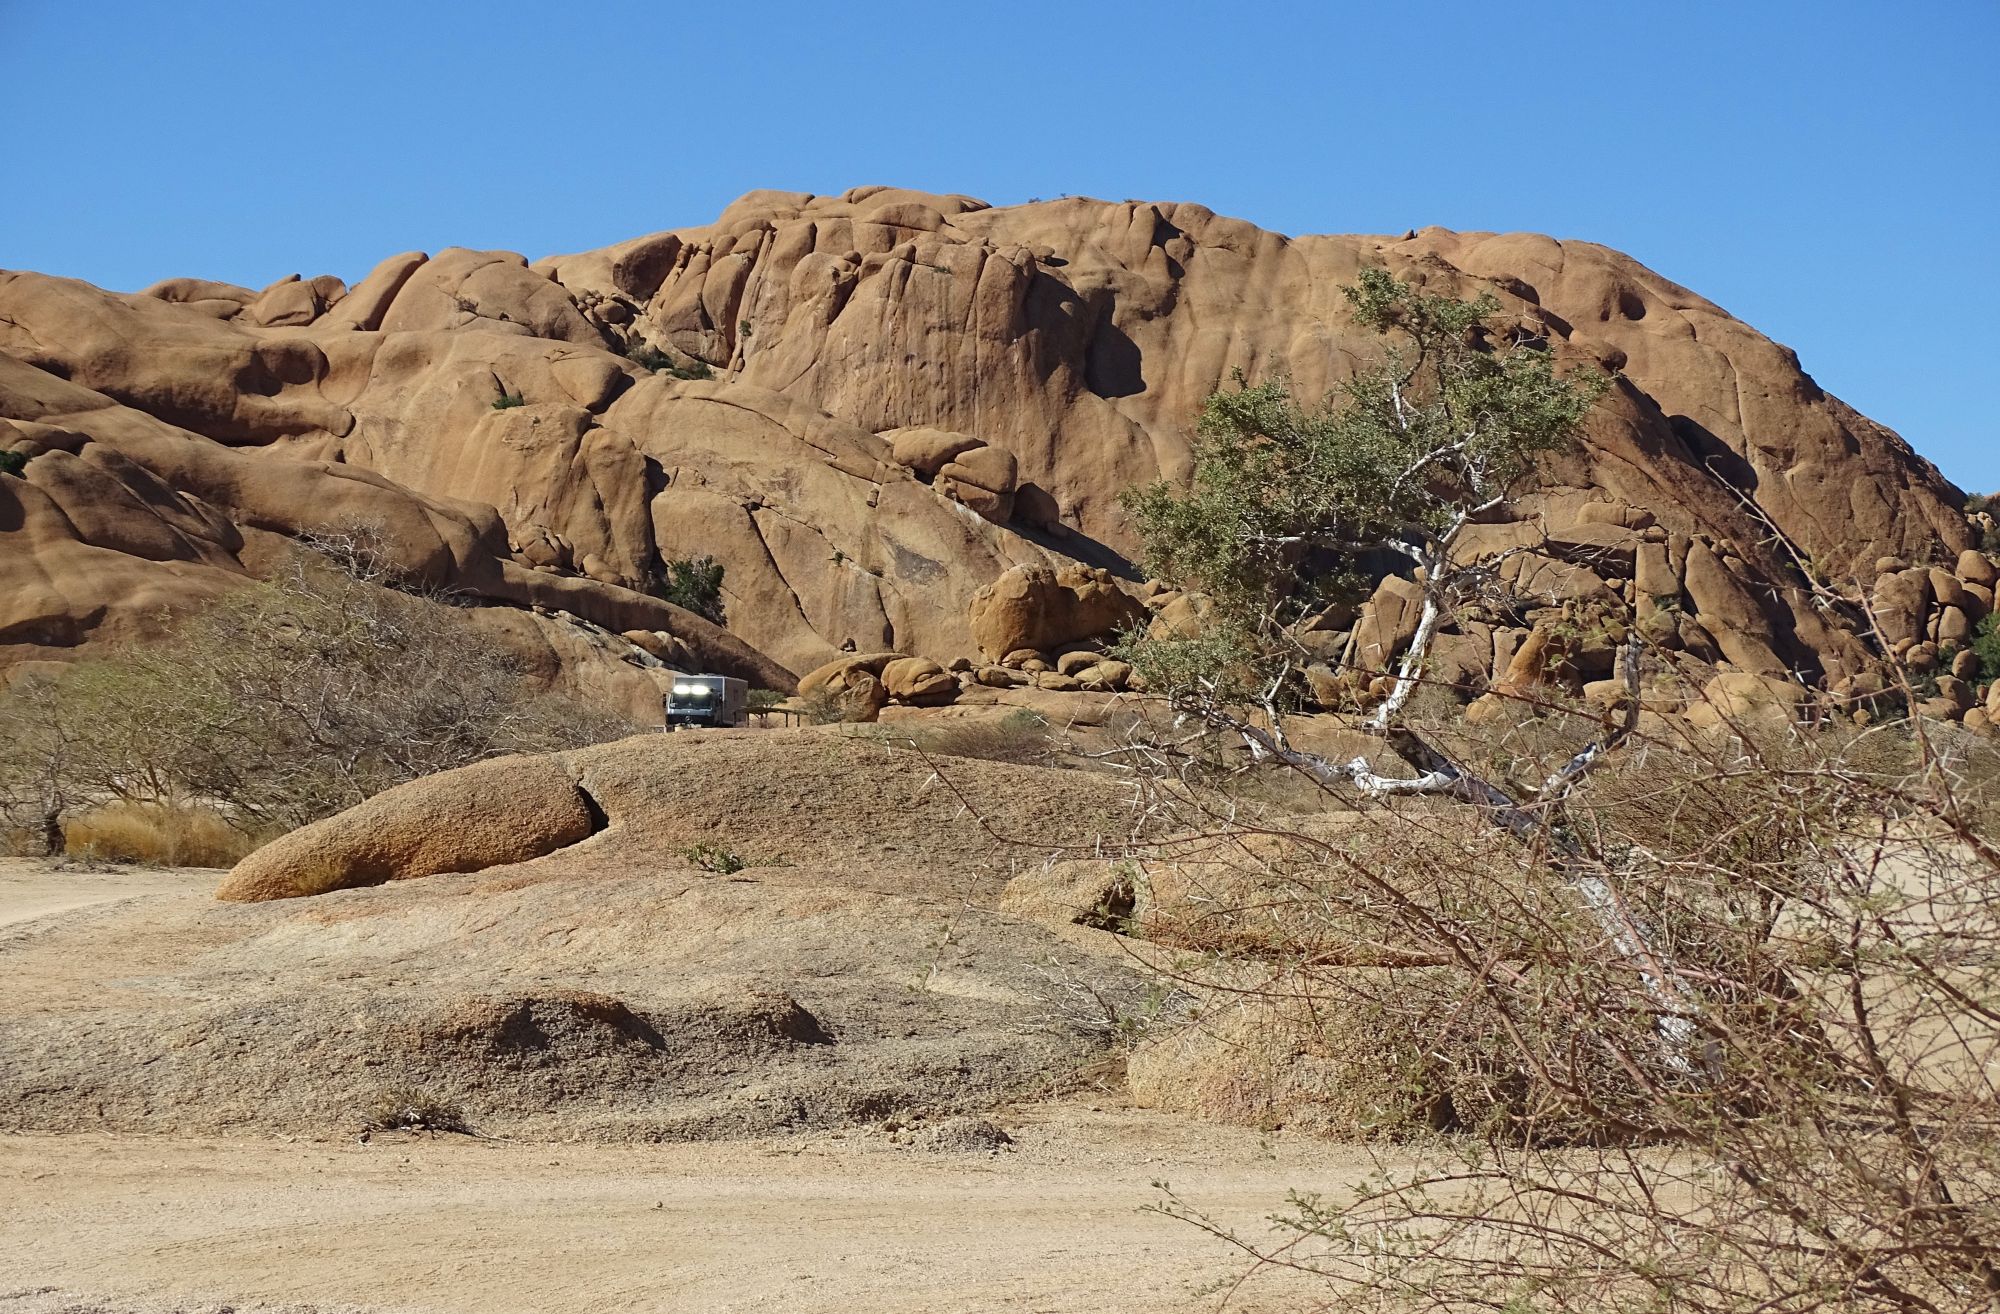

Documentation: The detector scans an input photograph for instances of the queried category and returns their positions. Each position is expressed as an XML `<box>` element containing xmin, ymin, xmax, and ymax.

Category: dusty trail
<box><xmin>0</xmin><ymin>861</ymin><xmax>213</xmax><ymax>929</ymax></box>
<box><xmin>0</xmin><ymin>1114</ymin><xmax>1363</xmax><ymax>1314</ymax></box>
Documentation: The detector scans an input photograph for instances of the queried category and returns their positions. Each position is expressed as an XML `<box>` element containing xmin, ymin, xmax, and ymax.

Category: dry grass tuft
<box><xmin>63</xmin><ymin>803</ymin><xmax>257</xmax><ymax>868</ymax></box>
<box><xmin>897</xmin><ymin>709</ymin><xmax>1055</xmax><ymax>766</ymax></box>
<box><xmin>358</xmin><ymin>1086</ymin><xmax>470</xmax><ymax>1134</ymax></box>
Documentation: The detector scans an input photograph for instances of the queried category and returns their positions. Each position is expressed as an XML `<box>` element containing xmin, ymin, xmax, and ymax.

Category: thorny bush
<box><xmin>1099</xmin><ymin>685</ymin><xmax>2000</xmax><ymax>1313</ymax></box>
<box><xmin>0</xmin><ymin>533</ymin><xmax>637</xmax><ymax>854</ymax></box>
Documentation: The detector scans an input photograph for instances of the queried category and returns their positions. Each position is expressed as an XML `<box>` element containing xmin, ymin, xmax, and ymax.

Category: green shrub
<box><xmin>0</xmin><ymin>450</ymin><xmax>26</xmax><ymax>477</ymax></box>
<box><xmin>1970</xmin><ymin>493</ymin><xmax>2000</xmax><ymax>552</ymax></box>
<box><xmin>626</xmin><ymin>346</ymin><xmax>715</xmax><ymax>380</ymax></box>
<box><xmin>1973</xmin><ymin>612</ymin><xmax>2000</xmax><ymax>682</ymax></box>
<box><xmin>747</xmin><ymin>687</ymin><xmax>786</xmax><ymax>712</ymax></box>
<box><xmin>684</xmin><ymin>842</ymin><xmax>746</xmax><ymax>874</ymax></box>
<box><xmin>654</xmin><ymin>555</ymin><xmax>725</xmax><ymax>624</ymax></box>
<box><xmin>491</xmin><ymin>392</ymin><xmax>525</xmax><ymax>410</ymax></box>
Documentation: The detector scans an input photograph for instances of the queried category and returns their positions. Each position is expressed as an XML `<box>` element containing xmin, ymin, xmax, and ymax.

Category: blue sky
<box><xmin>3</xmin><ymin>1</ymin><xmax>1992</xmax><ymax>490</ymax></box>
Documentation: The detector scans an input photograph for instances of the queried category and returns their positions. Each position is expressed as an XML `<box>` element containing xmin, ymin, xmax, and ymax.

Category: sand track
<box><xmin>0</xmin><ymin>1112</ymin><xmax>1362</xmax><ymax>1314</ymax></box>
<box><xmin>0</xmin><ymin>862</ymin><xmax>214</xmax><ymax>930</ymax></box>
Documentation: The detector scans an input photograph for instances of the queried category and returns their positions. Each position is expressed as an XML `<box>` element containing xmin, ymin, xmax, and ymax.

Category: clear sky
<box><xmin>2</xmin><ymin>1</ymin><xmax>1992</xmax><ymax>490</ymax></box>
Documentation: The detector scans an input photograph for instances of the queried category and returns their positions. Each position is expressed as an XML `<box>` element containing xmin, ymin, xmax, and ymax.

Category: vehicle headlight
<box><xmin>672</xmin><ymin>684</ymin><xmax>692</xmax><ymax>696</ymax></box>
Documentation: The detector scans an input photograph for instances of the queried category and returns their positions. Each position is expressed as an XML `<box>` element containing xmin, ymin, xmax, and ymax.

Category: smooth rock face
<box><xmin>216</xmin><ymin>754</ymin><xmax>602</xmax><ymax>901</ymax></box>
<box><xmin>0</xmin><ymin>187</ymin><xmax>1976</xmax><ymax>701</ymax></box>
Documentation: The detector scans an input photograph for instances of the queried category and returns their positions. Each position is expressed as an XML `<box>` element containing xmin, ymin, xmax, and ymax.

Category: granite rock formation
<box><xmin>1</xmin><ymin>187</ymin><xmax>1979</xmax><ymax>718</ymax></box>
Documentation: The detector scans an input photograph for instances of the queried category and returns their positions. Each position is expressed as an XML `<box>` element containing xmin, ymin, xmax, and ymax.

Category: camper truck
<box><xmin>663</xmin><ymin>674</ymin><xmax>748</xmax><ymax>729</ymax></box>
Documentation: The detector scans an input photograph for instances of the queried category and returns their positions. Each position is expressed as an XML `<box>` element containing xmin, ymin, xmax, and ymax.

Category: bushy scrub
<box><xmin>1115</xmin><ymin>697</ymin><xmax>2000</xmax><ymax>1313</ymax></box>
<box><xmin>0</xmin><ymin>535</ymin><xmax>636</xmax><ymax>856</ymax></box>
<box><xmin>653</xmin><ymin>555</ymin><xmax>726</xmax><ymax>625</ymax></box>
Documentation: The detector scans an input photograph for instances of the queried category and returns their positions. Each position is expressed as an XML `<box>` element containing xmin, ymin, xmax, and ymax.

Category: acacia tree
<box><xmin>1123</xmin><ymin>267</ymin><xmax>1611</xmax><ymax>801</ymax></box>
<box><xmin>1117</xmin><ymin>271</ymin><xmax>1721</xmax><ymax>1074</ymax></box>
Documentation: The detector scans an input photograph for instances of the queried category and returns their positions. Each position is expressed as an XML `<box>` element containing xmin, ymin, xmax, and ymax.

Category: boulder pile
<box><xmin>1853</xmin><ymin>548</ymin><xmax>2000</xmax><ymax>730</ymax></box>
<box><xmin>784</xmin><ymin>515</ymin><xmax>2000</xmax><ymax>736</ymax></box>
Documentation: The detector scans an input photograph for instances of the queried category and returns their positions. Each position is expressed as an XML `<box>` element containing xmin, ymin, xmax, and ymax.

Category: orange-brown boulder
<box><xmin>880</xmin><ymin>656</ymin><xmax>956</xmax><ymax>702</ymax></box>
<box><xmin>935</xmin><ymin>444</ymin><xmax>1019</xmax><ymax>524</ymax></box>
<box><xmin>215</xmin><ymin>754</ymin><xmax>600</xmax><ymax>902</ymax></box>
<box><xmin>883</xmin><ymin>425</ymin><xmax>981</xmax><ymax>476</ymax></box>
<box><xmin>967</xmin><ymin>565</ymin><xmax>1145</xmax><ymax>661</ymax></box>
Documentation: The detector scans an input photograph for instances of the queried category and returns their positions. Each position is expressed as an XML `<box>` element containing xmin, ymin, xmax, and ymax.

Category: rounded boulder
<box><xmin>968</xmin><ymin>565</ymin><xmax>1145</xmax><ymax>662</ymax></box>
<box><xmin>215</xmin><ymin>754</ymin><xmax>602</xmax><ymax>902</ymax></box>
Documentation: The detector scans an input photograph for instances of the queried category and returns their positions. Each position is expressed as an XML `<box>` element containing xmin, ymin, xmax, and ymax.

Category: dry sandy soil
<box><xmin>0</xmin><ymin>1112</ymin><xmax>1362</xmax><ymax>1314</ymax></box>
<box><xmin>0</xmin><ymin>843</ymin><xmax>1367</xmax><ymax>1313</ymax></box>
<box><xmin>0</xmin><ymin>862</ymin><xmax>214</xmax><ymax>930</ymax></box>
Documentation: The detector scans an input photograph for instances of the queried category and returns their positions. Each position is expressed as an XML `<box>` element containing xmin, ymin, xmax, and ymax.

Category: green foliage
<box><xmin>1119</xmin><ymin>270</ymin><xmax>1603</xmax><ymax>699</ymax></box>
<box><xmin>1973</xmin><ymin>612</ymin><xmax>2000</xmax><ymax>682</ymax></box>
<box><xmin>491</xmin><ymin>392</ymin><xmax>525</xmax><ymax>410</ymax></box>
<box><xmin>625</xmin><ymin>345</ymin><xmax>715</xmax><ymax>380</ymax></box>
<box><xmin>0</xmin><ymin>450</ymin><xmax>25</xmax><ymax>477</ymax></box>
<box><xmin>1970</xmin><ymin>493</ymin><xmax>1999</xmax><ymax>552</ymax></box>
<box><xmin>683</xmin><ymin>842</ymin><xmax>746</xmax><ymax>874</ymax></box>
<box><xmin>1109</xmin><ymin>618</ymin><xmax>1269</xmax><ymax>708</ymax></box>
<box><xmin>653</xmin><ymin>555</ymin><xmax>726</xmax><ymax>625</ymax></box>
<box><xmin>746</xmin><ymin>687</ymin><xmax>786</xmax><ymax>712</ymax></box>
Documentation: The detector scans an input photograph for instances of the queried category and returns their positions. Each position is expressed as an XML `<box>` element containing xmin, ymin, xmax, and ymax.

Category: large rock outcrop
<box><xmin>0</xmin><ymin>187</ymin><xmax>1974</xmax><ymax>702</ymax></box>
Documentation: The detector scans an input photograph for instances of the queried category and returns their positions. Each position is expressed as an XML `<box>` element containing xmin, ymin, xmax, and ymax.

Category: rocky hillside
<box><xmin>0</xmin><ymin>186</ymin><xmax>1978</xmax><ymax>716</ymax></box>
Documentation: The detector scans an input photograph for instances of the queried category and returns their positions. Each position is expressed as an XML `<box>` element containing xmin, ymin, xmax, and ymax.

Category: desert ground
<box><xmin>0</xmin><ymin>846</ymin><xmax>1365</xmax><ymax>1314</ymax></box>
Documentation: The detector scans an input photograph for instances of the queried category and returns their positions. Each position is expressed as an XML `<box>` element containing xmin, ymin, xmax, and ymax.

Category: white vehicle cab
<box><xmin>663</xmin><ymin>674</ymin><xmax>748</xmax><ymax>729</ymax></box>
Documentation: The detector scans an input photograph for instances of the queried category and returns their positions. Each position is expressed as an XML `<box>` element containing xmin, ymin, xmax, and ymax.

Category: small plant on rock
<box><xmin>0</xmin><ymin>450</ymin><xmax>25</xmax><ymax>477</ymax></box>
<box><xmin>491</xmin><ymin>392</ymin><xmax>525</xmax><ymax>410</ymax></box>
<box><xmin>684</xmin><ymin>842</ymin><xmax>746</xmax><ymax>874</ymax></box>
<box><xmin>652</xmin><ymin>555</ymin><xmax>726</xmax><ymax>625</ymax></box>
<box><xmin>625</xmin><ymin>345</ymin><xmax>714</xmax><ymax>380</ymax></box>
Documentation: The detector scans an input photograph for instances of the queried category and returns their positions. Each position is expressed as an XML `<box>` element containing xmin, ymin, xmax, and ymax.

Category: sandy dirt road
<box><xmin>0</xmin><ymin>861</ymin><xmax>215</xmax><ymax>930</ymax></box>
<box><xmin>0</xmin><ymin>1114</ymin><xmax>1364</xmax><ymax>1314</ymax></box>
